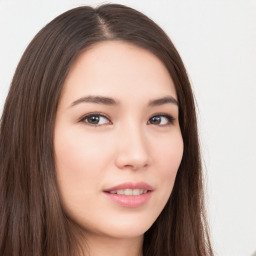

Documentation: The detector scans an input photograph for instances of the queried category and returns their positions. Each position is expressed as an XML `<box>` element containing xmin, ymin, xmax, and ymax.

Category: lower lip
<box><xmin>103</xmin><ymin>191</ymin><xmax>152</xmax><ymax>208</ymax></box>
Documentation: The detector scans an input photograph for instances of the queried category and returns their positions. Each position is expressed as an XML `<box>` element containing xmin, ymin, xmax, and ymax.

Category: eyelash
<box><xmin>79</xmin><ymin>112</ymin><xmax>111</xmax><ymax>126</ymax></box>
<box><xmin>79</xmin><ymin>112</ymin><xmax>175</xmax><ymax>127</ymax></box>
<box><xmin>148</xmin><ymin>113</ymin><xmax>175</xmax><ymax>126</ymax></box>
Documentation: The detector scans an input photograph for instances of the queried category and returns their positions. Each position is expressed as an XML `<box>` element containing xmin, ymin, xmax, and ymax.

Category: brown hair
<box><xmin>0</xmin><ymin>4</ymin><xmax>214</xmax><ymax>256</ymax></box>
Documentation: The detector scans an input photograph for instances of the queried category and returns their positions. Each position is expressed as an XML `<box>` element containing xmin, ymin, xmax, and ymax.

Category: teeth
<box><xmin>109</xmin><ymin>189</ymin><xmax>148</xmax><ymax>195</ymax></box>
<box><xmin>132</xmin><ymin>189</ymin><xmax>141</xmax><ymax>196</ymax></box>
<box><xmin>117</xmin><ymin>190</ymin><xmax>124</xmax><ymax>195</ymax></box>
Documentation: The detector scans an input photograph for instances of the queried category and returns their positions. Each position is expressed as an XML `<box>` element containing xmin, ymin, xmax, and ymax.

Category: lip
<box><xmin>103</xmin><ymin>182</ymin><xmax>153</xmax><ymax>208</ymax></box>
<box><xmin>104</xmin><ymin>182</ymin><xmax>153</xmax><ymax>192</ymax></box>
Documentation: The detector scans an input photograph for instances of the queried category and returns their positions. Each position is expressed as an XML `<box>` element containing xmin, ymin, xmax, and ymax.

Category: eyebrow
<box><xmin>148</xmin><ymin>96</ymin><xmax>179</xmax><ymax>107</ymax></box>
<box><xmin>70</xmin><ymin>95</ymin><xmax>179</xmax><ymax>108</ymax></box>
<box><xmin>70</xmin><ymin>96</ymin><xmax>119</xmax><ymax>107</ymax></box>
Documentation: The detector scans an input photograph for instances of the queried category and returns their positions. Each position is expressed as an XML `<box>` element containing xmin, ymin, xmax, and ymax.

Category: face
<box><xmin>54</xmin><ymin>41</ymin><xmax>183</xmax><ymax>241</ymax></box>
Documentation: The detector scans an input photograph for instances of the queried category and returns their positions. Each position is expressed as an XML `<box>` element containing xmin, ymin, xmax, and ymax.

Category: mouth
<box><xmin>107</xmin><ymin>189</ymin><xmax>149</xmax><ymax>196</ymax></box>
<box><xmin>103</xmin><ymin>182</ymin><xmax>153</xmax><ymax>207</ymax></box>
<box><xmin>104</xmin><ymin>182</ymin><xmax>153</xmax><ymax>194</ymax></box>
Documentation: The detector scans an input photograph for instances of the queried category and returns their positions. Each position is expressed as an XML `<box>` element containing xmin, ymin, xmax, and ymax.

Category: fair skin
<box><xmin>54</xmin><ymin>41</ymin><xmax>184</xmax><ymax>256</ymax></box>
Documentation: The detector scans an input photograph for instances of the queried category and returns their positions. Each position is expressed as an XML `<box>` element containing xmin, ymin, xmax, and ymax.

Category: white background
<box><xmin>0</xmin><ymin>1</ymin><xmax>255</xmax><ymax>255</ymax></box>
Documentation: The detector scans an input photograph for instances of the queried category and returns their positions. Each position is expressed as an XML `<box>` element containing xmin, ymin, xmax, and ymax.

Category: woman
<box><xmin>0</xmin><ymin>4</ymin><xmax>214</xmax><ymax>256</ymax></box>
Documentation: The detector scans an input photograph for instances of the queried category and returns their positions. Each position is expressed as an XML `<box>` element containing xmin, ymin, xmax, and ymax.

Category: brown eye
<box><xmin>150</xmin><ymin>116</ymin><xmax>162</xmax><ymax>124</ymax></box>
<box><xmin>87</xmin><ymin>116</ymin><xmax>100</xmax><ymax>124</ymax></box>
<box><xmin>148</xmin><ymin>115</ymin><xmax>174</xmax><ymax>126</ymax></box>
<box><xmin>81</xmin><ymin>113</ymin><xmax>111</xmax><ymax>126</ymax></box>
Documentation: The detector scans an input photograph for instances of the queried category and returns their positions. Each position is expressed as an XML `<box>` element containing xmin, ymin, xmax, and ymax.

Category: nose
<box><xmin>114</xmin><ymin>124</ymin><xmax>150</xmax><ymax>171</ymax></box>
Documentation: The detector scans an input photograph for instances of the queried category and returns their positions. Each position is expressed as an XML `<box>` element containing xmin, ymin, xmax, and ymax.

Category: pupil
<box><xmin>89</xmin><ymin>116</ymin><xmax>99</xmax><ymax>123</ymax></box>
<box><xmin>151</xmin><ymin>116</ymin><xmax>160</xmax><ymax>124</ymax></box>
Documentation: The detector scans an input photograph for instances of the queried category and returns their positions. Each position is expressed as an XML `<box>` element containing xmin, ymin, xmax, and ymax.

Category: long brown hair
<box><xmin>0</xmin><ymin>4</ymin><xmax>214</xmax><ymax>256</ymax></box>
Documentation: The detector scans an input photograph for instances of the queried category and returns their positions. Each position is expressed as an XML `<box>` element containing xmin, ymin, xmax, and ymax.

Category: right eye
<box><xmin>80</xmin><ymin>113</ymin><xmax>111</xmax><ymax>126</ymax></box>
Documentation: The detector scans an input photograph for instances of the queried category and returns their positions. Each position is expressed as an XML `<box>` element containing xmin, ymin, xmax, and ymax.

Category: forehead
<box><xmin>61</xmin><ymin>40</ymin><xmax>177</xmax><ymax>104</ymax></box>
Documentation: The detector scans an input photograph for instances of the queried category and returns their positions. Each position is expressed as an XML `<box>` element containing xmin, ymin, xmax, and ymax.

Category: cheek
<box><xmin>54</xmin><ymin>128</ymin><xmax>110</xmax><ymax>197</ymax></box>
<box><xmin>156</xmin><ymin>132</ymin><xmax>183</xmax><ymax>172</ymax></box>
<box><xmin>55</xmin><ymin>127</ymin><xmax>109</xmax><ymax>169</ymax></box>
<box><xmin>153</xmin><ymin>132</ymin><xmax>183</xmax><ymax>193</ymax></box>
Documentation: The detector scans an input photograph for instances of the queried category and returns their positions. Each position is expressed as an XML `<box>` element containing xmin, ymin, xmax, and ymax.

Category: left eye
<box><xmin>148</xmin><ymin>115</ymin><xmax>174</xmax><ymax>126</ymax></box>
<box><xmin>81</xmin><ymin>114</ymin><xmax>110</xmax><ymax>126</ymax></box>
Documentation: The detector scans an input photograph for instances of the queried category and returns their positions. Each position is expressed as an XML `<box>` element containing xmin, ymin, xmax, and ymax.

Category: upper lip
<box><xmin>104</xmin><ymin>182</ymin><xmax>153</xmax><ymax>192</ymax></box>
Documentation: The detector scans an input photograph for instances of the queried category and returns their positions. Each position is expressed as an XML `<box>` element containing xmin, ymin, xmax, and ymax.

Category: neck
<box><xmin>81</xmin><ymin>234</ymin><xmax>144</xmax><ymax>256</ymax></box>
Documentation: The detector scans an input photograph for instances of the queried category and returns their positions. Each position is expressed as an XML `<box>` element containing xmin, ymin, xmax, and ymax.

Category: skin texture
<box><xmin>54</xmin><ymin>41</ymin><xmax>184</xmax><ymax>256</ymax></box>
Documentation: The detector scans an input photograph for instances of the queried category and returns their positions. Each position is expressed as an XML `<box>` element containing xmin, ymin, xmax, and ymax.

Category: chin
<box><xmin>95</xmin><ymin>215</ymin><xmax>157</xmax><ymax>239</ymax></box>
<box><xmin>74</xmin><ymin>214</ymin><xmax>155</xmax><ymax>240</ymax></box>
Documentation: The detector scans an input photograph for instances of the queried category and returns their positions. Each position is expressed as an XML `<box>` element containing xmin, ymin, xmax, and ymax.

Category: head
<box><xmin>0</xmin><ymin>4</ymin><xmax>212</xmax><ymax>256</ymax></box>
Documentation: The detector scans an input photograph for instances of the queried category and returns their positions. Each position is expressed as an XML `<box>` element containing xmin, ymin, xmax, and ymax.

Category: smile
<box><xmin>108</xmin><ymin>189</ymin><xmax>148</xmax><ymax>196</ymax></box>
<box><xmin>103</xmin><ymin>182</ymin><xmax>153</xmax><ymax>207</ymax></box>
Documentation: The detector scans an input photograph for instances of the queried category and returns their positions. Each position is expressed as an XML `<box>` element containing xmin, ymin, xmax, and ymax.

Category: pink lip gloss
<box><xmin>103</xmin><ymin>191</ymin><xmax>152</xmax><ymax>207</ymax></box>
<box><xmin>103</xmin><ymin>182</ymin><xmax>153</xmax><ymax>208</ymax></box>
